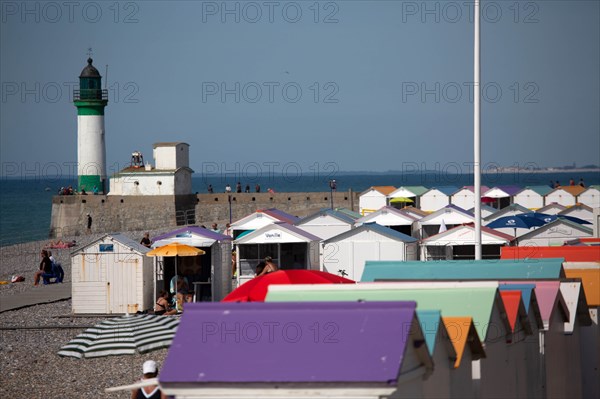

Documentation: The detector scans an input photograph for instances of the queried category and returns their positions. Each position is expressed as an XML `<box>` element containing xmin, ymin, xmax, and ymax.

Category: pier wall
<box><xmin>49</xmin><ymin>191</ymin><xmax>357</xmax><ymax>237</ymax></box>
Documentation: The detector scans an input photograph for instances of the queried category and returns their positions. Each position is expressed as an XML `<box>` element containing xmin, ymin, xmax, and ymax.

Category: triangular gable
<box><xmin>516</xmin><ymin>218</ymin><xmax>593</xmax><ymax>242</ymax></box>
<box><xmin>559</xmin><ymin>281</ymin><xmax>593</xmax><ymax>333</ymax></box>
<box><xmin>516</xmin><ymin>186</ymin><xmax>553</xmax><ymax>196</ymax></box>
<box><xmin>71</xmin><ymin>233</ymin><xmax>150</xmax><ymax>255</ymax></box>
<box><xmin>323</xmin><ymin>222</ymin><xmax>417</xmax><ymax>244</ymax></box>
<box><xmin>554</xmin><ymin>186</ymin><xmax>586</xmax><ymax>196</ymax></box>
<box><xmin>564</xmin><ymin>267</ymin><xmax>600</xmax><ymax>307</ymax></box>
<box><xmin>261</xmin><ymin>208</ymin><xmax>300</xmax><ymax>224</ymax></box>
<box><xmin>360</xmin><ymin>186</ymin><xmax>396</xmax><ymax>196</ymax></box>
<box><xmin>388</xmin><ymin>186</ymin><xmax>428</xmax><ymax>198</ymax></box>
<box><xmin>235</xmin><ymin>222</ymin><xmax>321</xmax><ymax>244</ymax></box>
<box><xmin>231</xmin><ymin>211</ymin><xmax>282</xmax><ymax>230</ymax></box>
<box><xmin>499</xmin><ymin>283</ymin><xmax>544</xmax><ymax>330</ymax></box>
<box><xmin>422</xmin><ymin>186</ymin><xmax>459</xmax><ymax>197</ymax></box>
<box><xmin>484</xmin><ymin>204</ymin><xmax>530</xmax><ymax>221</ymax></box>
<box><xmin>484</xmin><ymin>187</ymin><xmax>515</xmax><ymax>198</ymax></box>
<box><xmin>355</xmin><ymin>206</ymin><xmax>417</xmax><ymax>227</ymax></box>
<box><xmin>499</xmin><ymin>290</ymin><xmax>526</xmax><ymax>333</ymax></box>
<box><xmin>160</xmin><ymin>302</ymin><xmax>419</xmax><ymax>384</ymax></box>
<box><xmin>419</xmin><ymin>205</ymin><xmax>474</xmax><ymax>225</ymax></box>
<box><xmin>537</xmin><ymin>203</ymin><xmax>567</xmax><ymax>214</ymax></box>
<box><xmin>442</xmin><ymin>317</ymin><xmax>485</xmax><ymax>368</ymax></box>
<box><xmin>521</xmin><ymin>281</ymin><xmax>569</xmax><ymax>330</ymax></box>
<box><xmin>422</xmin><ymin>224</ymin><xmax>512</xmax><ymax>245</ymax></box>
<box><xmin>452</xmin><ymin>186</ymin><xmax>491</xmax><ymax>196</ymax></box>
<box><xmin>152</xmin><ymin>226</ymin><xmax>231</xmax><ymax>244</ymax></box>
<box><xmin>295</xmin><ymin>209</ymin><xmax>356</xmax><ymax>226</ymax></box>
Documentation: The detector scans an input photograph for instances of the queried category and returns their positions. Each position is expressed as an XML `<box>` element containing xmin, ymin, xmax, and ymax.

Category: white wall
<box><xmin>545</xmin><ymin>190</ymin><xmax>577</xmax><ymax>207</ymax></box>
<box><xmin>359</xmin><ymin>192</ymin><xmax>387</xmax><ymax>214</ymax></box>
<box><xmin>153</xmin><ymin>143</ymin><xmax>189</xmax><ymax>170</ymax></box>
<box><xmin>514</xmin><ymin>189</ymin><xmax>544</xmax><ymax>209</ymax></box>
<box><xmin>420</xmin><ymin>191</ymin><xmax>450</xmax><ymax>212</ymax></box>
<box><xmin>578</xmin><ymin>188</ymin><xmax>600</xmax><ymax>208</ymax></box>
<box><xmin>108</xmin><ymin>170</ymin><xmax>191</xmax><ymax>196</ymax></box>
<box><xmin>451</xmin><ymin>190</ymin><xmax>475</xmax><ymax>211</ymax></box>
<box><xmin>517</xmin><ymin>225</ymin><xmax>592</xmax><ymax>246</ymax></box>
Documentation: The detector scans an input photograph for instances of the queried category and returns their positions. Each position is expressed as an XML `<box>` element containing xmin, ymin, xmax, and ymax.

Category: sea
<box><xmin>1</xmin><ymin>171</ymin><xmax>598</xmax><ymax>247</ymax></box>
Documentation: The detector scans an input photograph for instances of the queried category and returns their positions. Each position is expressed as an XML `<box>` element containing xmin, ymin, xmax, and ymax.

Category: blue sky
<box><xmin>1</xmin><ymin>0</ymin><xmax>599</xmax><ymax>177</ymax></box>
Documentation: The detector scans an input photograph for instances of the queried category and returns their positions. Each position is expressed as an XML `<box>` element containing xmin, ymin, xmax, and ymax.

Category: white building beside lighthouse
<box><xmin>108</xmin><ymin>142</ymin><xmax>193</xmax><ymax>196</ymax></box>
<box><xmin>74</xmin><ymin>58</ymin><xmax>108</xmax><ymax>193</ymax></box>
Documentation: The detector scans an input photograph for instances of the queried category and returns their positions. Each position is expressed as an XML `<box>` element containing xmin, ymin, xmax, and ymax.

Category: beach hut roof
<box><xmin>234</xmin><ymin>221</ymin><xmax>321</xmax><ymax>244</ymax></box>
<box><xmin>354</xmin><ymin>206</ymin><xmax>418</xmax><ymax>226</ymax></box>
<box><xmin>558</xmin><ymin>203</ymin><xmax>594</xmax><ymax>214</ymax></box>
<box><xmin>70</xmin><ymin>233</ymin><xmax>150</xmax><ymax>255</ymax></box>
<box><xmin>295</xmin><ymin>208</ymin><xmax>357</xmax><ymax>226</ymax></box>
<box><xmin>160</xmin><ymin>301</ymin><xmax>427</xmax><ymax>386</ymax></box>
<box><xmin>537</xmin><ymin>203</ymin><xmax>567</xmax><ymax>213</ymax></box>
<box><xmin>152</xmin><ymin>226</ymin><xmax>232</xmax><ymax>243</ymax></box>
<box><xmin>422</xmin><ymin>186</ymin><xmax>459</xmax><ymax>196</ymax></box>
<box><xmin>360</xmin><ymin>258</ymin><xmax>565</xmax><ymax>282</ymax></box>
<box><xmin>323</xmin><ymin>222</ymin><xmax>417</xmax><ymax>244</ymax></box>
<box><xmin>516</xmin><ymin>218</ymin><xmax>593</xmax><ymax>242</ymax></box>
<box><xmin>483</xmin><ymin>185</ymin><xmax>522</xmax><ymax>198</ymax></box>
<box><xmin>555</xmin><ymin>185</ymin><xmax>587</xmax><ymax>196</ymax></box>
<box><xmin>452</xmin><ymin>185</ymin><xmax>491</xmax><ymax>195</ymax></box>
<box><xmin>421</xmin><ymin>223</ymin><xmax>514</xmax><ymax>245</ymax></box>
<box><xmin>388</xmin><ymin>186</ymin><xmax>429</xmax><ymax>197</ymax></box>
<box><xmin>564</xmin><ymin>265</ymin><xmax>600</xmax><ymax>307</ymax></box>
<box><xmin>231</xmin><ymin>208</ymin><xmax>299</xmax><ymax>229</ymax></box>
<box><xmin>516</xmin><ymin>185</ymin><xmax>554</xmax><ymax>196</ymax></box>
<box><xmin>418</xmin><ymin>204</ymin><xmax>474</xmax><ymax>225</ymax></box>
<box><xmin>333</xmin><ymin>207</ymin><xmax>362</xmax><ymax>219</ymax></box>
<box><xmin>359</xmin><ymin>186</ymin><xmax>397</xmax><ymax>196</ymax></box>
<box><xmin>266</xmin><ymin>284</ymin><xmax>503</xmax><ymax>342</ymax></box>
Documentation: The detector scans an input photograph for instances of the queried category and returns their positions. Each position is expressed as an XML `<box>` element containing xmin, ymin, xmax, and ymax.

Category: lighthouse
<box><xmin>73</xmin><ymin>58</ymin><xmax>108</xmax><ymax>193</ymax></box>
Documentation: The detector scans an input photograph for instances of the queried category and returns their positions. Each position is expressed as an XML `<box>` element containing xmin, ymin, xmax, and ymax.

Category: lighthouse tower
<box><xmin>73</xmin><ymin>58</ymin><xmax>108</xmax><ymax>193</ymax></box>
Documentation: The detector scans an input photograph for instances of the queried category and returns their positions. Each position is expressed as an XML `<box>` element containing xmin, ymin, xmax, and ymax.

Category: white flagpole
<box><xmin>474</xmin><ymin>0</ymin><xmax>482</xmax><ymax>260</ymax></box>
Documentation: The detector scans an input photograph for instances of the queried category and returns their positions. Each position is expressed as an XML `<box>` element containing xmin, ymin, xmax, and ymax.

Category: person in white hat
<box><xmin>131</xmin><ymin>360</ymin><xmax>166</xmax><ymax>399</ymax></box>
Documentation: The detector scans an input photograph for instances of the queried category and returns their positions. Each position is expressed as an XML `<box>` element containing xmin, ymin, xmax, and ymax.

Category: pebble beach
<box><xmin>0</xmin><ymin>231</ymin><xmax>169</xmax><ymax>399</ymax></box>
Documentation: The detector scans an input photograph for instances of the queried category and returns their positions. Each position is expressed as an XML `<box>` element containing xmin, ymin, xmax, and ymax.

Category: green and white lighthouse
<box><xmin>74</xmin><ymin>58</ymin><xmax>108</xmax><ymax>193</ymax></box>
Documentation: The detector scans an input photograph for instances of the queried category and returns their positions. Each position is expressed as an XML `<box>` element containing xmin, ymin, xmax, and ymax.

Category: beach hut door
<box><xmin>106</xmin><ymin>256</ymin><xmax>138</xmax><ymax>314</ymax></box>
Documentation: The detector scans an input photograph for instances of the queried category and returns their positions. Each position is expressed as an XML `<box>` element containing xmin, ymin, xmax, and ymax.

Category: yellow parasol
<box><xmin>146</xmin><ymin>242</ymin><xmax>205</xmax><ymax>287</ymax></box>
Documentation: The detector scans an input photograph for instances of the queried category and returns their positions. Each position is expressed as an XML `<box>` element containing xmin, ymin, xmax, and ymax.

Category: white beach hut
<box><xmin>230</xmin><ymin>208</ymin><xmax>299</xmax><ymax>239</ymax></box>
<box><xmin>558</xmin><ymin>204</ymin><xmax>594</xmax><ymax>224</ymax></box>
<box><xmin>577</xmin><ymin>185</ymin><xmax>600</xmax><ymax>208</ymax></box>
<box><xmin>537</xmin><ymin>202</ymin><xmax>567</xmax><ymax>215</ymax></box>
<box><xmin>321</xmin><ymin>223</ymin><xmax>418</xmax><ymax>281</ymax></box>
<box><xmin>388</xmin><ymin>186</ymin><xmax>428</xmax><ymax>209</ymax></box>
<box><xmin>70</xmin><ymin>234</ymin><xmax>152</xmax><ymax>314</ymax></box>
<box><xmin>358</xmin><ymin>186</ymin><xmax>396</xmax><ymax>215</ymax></box>
<box><xmin>482</xmin><ymin>185</ymin><xmax>521</xmax><ymax>209</ymax></box>
<box><xmin>513</xmin><ymin>186</ymin><xmax>553</xmax><ymax>209</ymax></box>
<box><xmin>233</xmin><ymin>222</ymin><xmax>321</xmax><ymax>286</ymax></box>
<box><xmin>354</xmin><ymin>206</ymin><xmax>417</xmax><ymax>237</ymax></box>
<box><xmin>451</xmin><ymin>185</ymin><xmax>490</xmax><ymax>211</ymax></box>
<box><xmin>417</xmin><ymin>204</ymin><xmax>474</xmax><ymax>239</ymax></box>
<box><xmin>420</xmin><ymin>224</ymin><xmax>513</xmax><ymax>260</ymax></box>
<box><xmin>294</xmin><ymin>208</ymin><xmax>356</xmax><ymax>241</ymax></box>
<box><xmin>516</xmin><ymin>219</ymin><xmax>594</xmax><ymax>247</ymax></box>
<box><xmin>419</xmin><ymin>186</ymin><xmax>458</xmax><ymax>212</ymax></box>
<box><xmin>545</xmin><ymin>186</ymin><xmax>586</xmax><ymax>207</ymax></box>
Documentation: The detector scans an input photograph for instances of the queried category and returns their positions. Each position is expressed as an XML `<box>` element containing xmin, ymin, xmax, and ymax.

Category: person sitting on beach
<box><xmin>131</xmin><ymin>360</ymin><xmax>166</xmax><ymax>399</ymax></box>
<box><xmin>257</xmin><ymin>256</ymin><xmax>278</xmax><ymax>276</ymax></box>
<box><xmin>255</xmin><ymin>261</ymin><xmax>266</xmax><ymax>277</ymax></box>
<box><xmin>154</xmin><ymin>290</ymin><xmax>172</xmax><ymax>316</ymax></box>
<box><xmin>33</xmin><ymin>250</ymin><xmax>53</xmax><ymax>286</ymax></box>
<box><xmin>48</xmin><ymin>251</ymin><xmax>64</xmax><ymax>283</ymax></box>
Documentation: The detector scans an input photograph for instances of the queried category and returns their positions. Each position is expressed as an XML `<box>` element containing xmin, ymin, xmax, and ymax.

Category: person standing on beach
<box><xmin>131</xmin><ymin>360</ymin><xmax>166</xmax><ymax>399</ymax></box>
<box><xmin>140</xmin><ymin>233</ymin><xmax>152</xmax><ymax>248</ymax></box>
<box><xmin>255</xmin><ymin>183</ymin><xmax>261</xmax><ymax>193</ymax></box>
<box><xmin>33</xmin><ymin>250</ymin><xmax>52</xmax><ymax>286</ymax></box>
<box><xmin>225</xmin><ymin>184</ymin><xmax>231</xmax><ymax>193</ymax></box>
<box><xmin>86</xmin><ymin>214</ymin><xmax>92</xmax><ymax>233</ymax></box>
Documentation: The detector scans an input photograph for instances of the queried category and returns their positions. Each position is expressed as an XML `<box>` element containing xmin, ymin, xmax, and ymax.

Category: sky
<box><xmin>1</xmin><ymin>0</ymin><xmax>599</xmax><ymax>179</ymax></box>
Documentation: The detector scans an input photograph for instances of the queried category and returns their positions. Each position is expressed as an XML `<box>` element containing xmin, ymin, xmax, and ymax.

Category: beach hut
<box><xmin>294</xmin><ymin>208</ymin><xmax>356</xmax><ymax>240</ymax></box>
<box><xmin>468</xmin><ymin>204</ymin><xmax>498</xmax><ymax>218</ymax></box>
<box><xmin>233</xmin><ymin>222</ymin><xmax>321</xmax><ymax>287</ymax></box>
<box><xmin>230</xmin><ymin>208</ymin><xmax>299</xmax><ymax>239</ymax></box>
<box><xmin>482</xmin><ymin>185</ymin><xmax>521</xmax><ymax>209</ymax></box>
<box><xmin>537</xmin><ymin>202</ymin><xmax>567</xmax><ymax>215</ymax></box>
<box><xmin>563</xmin><ymin>263</ymin><xmax>600</xmax><ymax>399</ymax></box>
<box><xmin>267</xmin><ymin>283</ymin><xmax>525</xmax><ymax>399</ymax></box>
<box><xmin>70</xmin><ymin>234</ymin><xmax>152</xmax><ymax>314</ymax></box>
<box><xmin>150</xmin><ymin>226</ymin><xmax>232</xmax><ymax>302</ymax></box>
<box><xmin>158</xmin><ymin>302</ymin><xmax>434</xmax><ymax>398</ymax></box>
<box><xmin>321</xmin><ymin>222</ymin><xmax>418</xmax><ymax>281</ymax></box>
<box><xmin>354</xmin><ymin>206</ymin><xmax>418</xmax><ymax>236</ymax></box>
<box><xmin>515</xmin><ymin>219</ymin><xmax>594</xmax><ymax>247</ymax></box>
<box><xmin>451</xmin><ymin>185</ymin><xmax>490</xmax><ymax>211</ymax></box>
<box><xmin>558</xmin><ymin>203</ymin><xmax>594</xmax><ymax>224</ymax></box>
<box><xmin>483</xmin><ymin>203</ymin><xmax>530</xmax><ymax>223</ymax></box>
<box><xmin>545</xmin><ymin>186</ymin><xmax>586</xmax><ymax>207</ymax></box>
<box><xmin>417</xmin><ymin>204</ymin><xmax>474</xmax><ymax>239</ymax></box>
<box><xmin>577</xmin><ymin>185</ymin><xmax>600</xmax><ymax>208</ymax></box>
<box><xmin>358</xmin><ymin>186</ymin><xmax>396</xmax><ymax>215</ymax></box>
<box><xmin>513</xmin><ymin>186</ymin><xmax>553</xmax><ymax>210</ymax></box>
<box><xmin>419</xmin><ymin>186</ymin><xmax>458</xmax><ymax>212</ymax></box>
<box><xmin>420</xmin><ymin>224</ymin><xmax>513</xmax><ymax>260</ymax></box>
<box><xmin>388</xmin><ymin>186</ymin><xmax>428</xmax><ymax>209</ymax></box>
